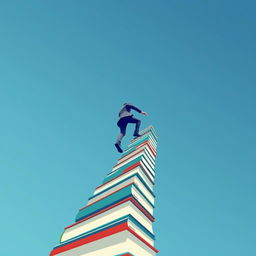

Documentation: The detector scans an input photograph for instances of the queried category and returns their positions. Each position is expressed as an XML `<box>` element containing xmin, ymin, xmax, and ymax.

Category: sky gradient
<box><xmin>0</xmin><ymin>1</ymin><xmax>255</xmax><ymax>255</ymax></box>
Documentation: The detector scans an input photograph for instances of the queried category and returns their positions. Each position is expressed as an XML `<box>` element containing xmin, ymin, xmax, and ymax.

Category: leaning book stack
<box><xmin>49</xmin><ymin>125</ymin><xmax>159</xmax><ymax>256</ymax></box>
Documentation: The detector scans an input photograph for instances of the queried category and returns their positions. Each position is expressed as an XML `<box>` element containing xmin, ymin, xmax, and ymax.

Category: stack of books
<box><xmin>50</xmin><ymin>125</ymin><xmax>159</xmax><ymax>256</ymax></box>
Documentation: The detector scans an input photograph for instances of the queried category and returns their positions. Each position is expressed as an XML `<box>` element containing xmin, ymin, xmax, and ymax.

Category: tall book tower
<box><xmin>50</xmin><ymin>125</ymin><xmax>159</xmax><ymax>256</ymax></box>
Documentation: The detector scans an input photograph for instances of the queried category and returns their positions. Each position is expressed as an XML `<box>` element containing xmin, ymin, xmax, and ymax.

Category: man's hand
<box><xmin>141</xmin><ymin>111</ymin><xmax>148</xmax><ymax>116</ymax></box>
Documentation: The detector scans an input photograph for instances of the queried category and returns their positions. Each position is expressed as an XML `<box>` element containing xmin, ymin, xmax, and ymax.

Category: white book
<box><xmin>110</xmin><ymin>151</ymin><xmax>155</xmax><ymax>176</ymax></box>
<box><xmin>115</xmin><ymin>145</ymin><xmax>156</xmax><ymax>168</ymax></box>
<box><xmin>94</xmin><ymin>166</ymin><xmax>154</xmax><ymax>196</ymax></box>
<box><xmin>61</xmin><ymin>201</ymin><xmax>154</xmax><ymax>244</ymax></box>
<box><xmin>127</xmin><ymin>136</ymin><xmax>157</xmax><ymax>153</ymax></box>
<box><xmin>52</xmin><ymin>225</ymin><xmax>157</xmax><ymax>256</ymax></box>
<box><xmin>88</xmin><ymin>174</ymin><xmax>155</xmax><ymax>206</ymax></box>
<box><xmin>76</xmin><ymin>183</ymin><xmax>154</xmax><ymax>226</ymax></box>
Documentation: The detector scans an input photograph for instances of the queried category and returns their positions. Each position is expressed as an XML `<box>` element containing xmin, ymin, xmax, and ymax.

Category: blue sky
<box><xmin>0</xmin><ymin>1</ymin><xmax>255</xmax><ymax>255</ymax></box>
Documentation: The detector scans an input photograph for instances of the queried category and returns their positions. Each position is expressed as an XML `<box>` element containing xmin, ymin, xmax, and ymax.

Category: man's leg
<box><xmin>127</xmin><ymin>116</ymin><xmax>141</xmax><ymax>137</ymax></box>
<box><xmin>116</xmin><ymin>125</ymin><xmax>126</xmax><ymax>145</ymax></box>
<box><xmin>115</xmin><ymin>118</ymin><xmax>128</xmax><ymax>153</ymax></box>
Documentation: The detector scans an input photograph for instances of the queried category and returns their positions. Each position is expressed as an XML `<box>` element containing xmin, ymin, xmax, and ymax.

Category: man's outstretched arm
<box><xmin>126</xmin><ymin>104</ymin><xmax>148</xmax><ymax>116</ymax></box>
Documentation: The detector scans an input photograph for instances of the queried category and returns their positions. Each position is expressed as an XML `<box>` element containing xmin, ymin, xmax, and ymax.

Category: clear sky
<box><xmin>0</xmin><ymin>1</ymin><xmax>255</xmax><ymax>255</ymax></box>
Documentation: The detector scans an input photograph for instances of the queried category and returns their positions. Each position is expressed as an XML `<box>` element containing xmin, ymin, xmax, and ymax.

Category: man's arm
<box><xmin>126</xmin><ymin>104</ymin><xmax>147</xmax><ymax>116</ymax></box>
<box><xmin>125</xmin><ymin>104</ymin><xmax>141</xmax><ymax>113</ymax></box>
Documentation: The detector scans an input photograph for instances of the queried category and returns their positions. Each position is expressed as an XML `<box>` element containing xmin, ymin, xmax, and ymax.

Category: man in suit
<box><xmin>115</xmin><ymin>103</ymin><xmax>147</xmax><ymax>153</ymax></box>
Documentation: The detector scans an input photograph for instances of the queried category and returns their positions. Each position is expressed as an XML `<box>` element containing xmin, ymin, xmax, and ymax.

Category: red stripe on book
<box><xmin>131</xmin><ymin>142</ymin><xmax>156</xmax><ymax>159</ymax></box>
<box><xmin>130</xmin><ymin>139</ymin><xmax>156</xmax><ymax>155</ymax></box>
<box><xmin>127</xmin><ymin>226</ymin><xmax>159</xmax><ymax>253</ymax></box>
<box><xmin>114</xmin><ymin>149</ymin><xmax>145</xmax><ymax>167</ymax></box>
<box><xmin>123</xmin><ymin>162</ymin><xmax>154</xmax><ymax>184</ymax></box>
<box><xmin>50</xmin><ymin>222</ymin><xmax>158</xmax><ymax>256</ymax></box>
<box><xmin>118</xmin><ymin>142</ymin><xmax>156</xmax><ymax>163</ymax></box>
<box><xmin>79</xmin><ymin>182</ymin><xmax>134</xmax><ymax>210</ymax></box>
<box><xmin>130</xmin><ymin>197</ymin><xmax>154</xmax><ymax>222</ymax></box>
<box><xmin>121</xmin><ymin>163</ymin><xmax>154</xmax><ymax>185</ymax></box>
<box><xmin>137</xmin><ymin>141</ymin><xmax>156</xmax><ymax>157</ymax></box>
<box><xmin>50</xmin><ymin>222</ymin><xmax>128</xmax><ymax>256</ymax></box>
<box><xmin>65</xmin><ymin>196</ymin><xmax>154</xmax><ymax>230</ymax></box>
<box><xmin>100</xmin><ymin>161</ymin><xmax>153</xmax><ymax>190</ymax></box>
<box><xmin>95</xmin><ymin>162</ymin><xmax>142</xmax><ymax>190</ymax></box>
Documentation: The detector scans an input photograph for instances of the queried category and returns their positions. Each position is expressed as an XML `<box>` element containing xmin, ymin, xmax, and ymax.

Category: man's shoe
<box><xmin>133</xmin><ymin>133</ymin><xmax>141</xmax><ymax>138</ymax></box>
<box><xmin>115</xmin><ymin>143</ymin><xmax>123</xmax><ymax>153</ymax></box>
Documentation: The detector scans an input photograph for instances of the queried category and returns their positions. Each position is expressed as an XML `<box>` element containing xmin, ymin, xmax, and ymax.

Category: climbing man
<box><xmin>115</xmin><ymin>103</ymin><xmax>147</xmax><ymax>153</ymax></box>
